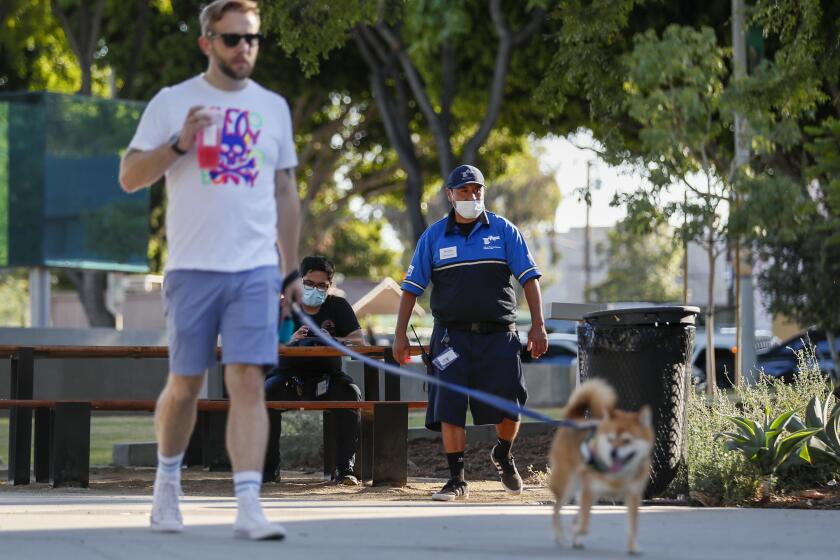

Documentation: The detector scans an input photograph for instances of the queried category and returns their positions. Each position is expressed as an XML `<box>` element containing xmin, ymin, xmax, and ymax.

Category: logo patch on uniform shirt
<box><xmin>439</xmin><ymin>246</ymin><xmax>458</xmax><ymax>260</ymax></box>
<box><xmin>483</xmin><ymin>234</ymin><xmax>502</xmax><ymax>249</ymax></box>
<box><xmin>406</xmin><ymin>265</ymin><xmax>414</xmax><ymax>276</ymax></box>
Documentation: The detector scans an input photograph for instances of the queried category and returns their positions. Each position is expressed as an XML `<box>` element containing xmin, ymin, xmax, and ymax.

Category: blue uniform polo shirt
<box><xmin>401</xmin><ymin>210</ymin><xmax>541</xmax><ymax>324</ymax></box>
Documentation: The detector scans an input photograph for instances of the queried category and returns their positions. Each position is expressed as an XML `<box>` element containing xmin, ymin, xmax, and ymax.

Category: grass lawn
<box><xmin>0</xmin><ymin>413</ymin><xmax>156</xmax><ymax>467</ymax></box>
<box><xmin>0</xmin><ymin>406</ymin><xmax>567</xmax><ymax>467</ymax></box>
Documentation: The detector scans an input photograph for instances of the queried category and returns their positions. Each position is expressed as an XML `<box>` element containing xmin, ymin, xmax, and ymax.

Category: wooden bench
<box><xmin>0</xmin><ymin>344</ymin><xmax>426</xmax><ymax>488</ymax></box>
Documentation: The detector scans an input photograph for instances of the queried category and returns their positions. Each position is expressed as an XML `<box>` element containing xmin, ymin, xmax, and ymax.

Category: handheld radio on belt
<box><xmin>411</xmin><ymin>325</ymin><xmax>433</xmax><ymax>392</ymax></box>
<box><xmin>410</xmin><ymin>325</ymin><xmax>433</xmax><ymax>371</ymax></box>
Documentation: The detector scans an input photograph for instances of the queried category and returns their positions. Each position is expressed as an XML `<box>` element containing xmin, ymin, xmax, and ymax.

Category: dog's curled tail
<box><xmin>564</xmin><ymin>379</ymin><xmax>617</xmax><ymax>420</ymax></box>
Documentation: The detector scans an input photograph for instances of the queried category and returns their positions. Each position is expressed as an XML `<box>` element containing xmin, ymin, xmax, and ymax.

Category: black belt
<box><xmin>438</xmin><ymin>321</ymin><xmax>516</xmax><ymax>334</ymax></box>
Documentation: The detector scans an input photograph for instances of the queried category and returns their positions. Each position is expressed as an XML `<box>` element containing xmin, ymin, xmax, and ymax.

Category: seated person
<box><xmin>263</xmin><ymin>255</ymin><xmax>365</xmax><ymax>485</ymax></box>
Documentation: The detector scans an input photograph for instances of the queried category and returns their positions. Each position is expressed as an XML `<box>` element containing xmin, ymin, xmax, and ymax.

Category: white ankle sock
<box><xmin>156</xmin><ymin>451</ymin><xmax>184</xmax><ymax>482</ymax></box>
<box><xmin>234</xmin><ymin>470</ymin><xmax>263</xmax><ymax>514</ymax></box>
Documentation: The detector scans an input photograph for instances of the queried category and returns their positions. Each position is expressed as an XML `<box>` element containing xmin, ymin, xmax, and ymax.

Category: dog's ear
<box><xmin>639</xmin><ymin>405</ymin><xmax>653</xmax><ymax>429</ymax></box>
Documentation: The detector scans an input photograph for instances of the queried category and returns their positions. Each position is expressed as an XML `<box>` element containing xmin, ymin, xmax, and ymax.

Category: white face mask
<box><xmin>453</xmin><ymin>199</ymin><xmax>484</xmax><ymax>220</ymax></box>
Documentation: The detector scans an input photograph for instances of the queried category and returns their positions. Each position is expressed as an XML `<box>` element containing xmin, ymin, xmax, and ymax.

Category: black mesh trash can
<box><xmin>577</xmin><ymin>306</ymin><xmax>699</xmax><ymax>498</ymax></box>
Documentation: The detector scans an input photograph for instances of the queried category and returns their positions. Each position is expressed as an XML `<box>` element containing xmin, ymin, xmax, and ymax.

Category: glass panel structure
<box><xmin>0</xmin><ymin>92</ymin><xmax>149</xmax><ymax>272</ymax></box>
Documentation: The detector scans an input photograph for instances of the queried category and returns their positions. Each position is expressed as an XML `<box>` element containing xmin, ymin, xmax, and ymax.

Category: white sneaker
<box><xmin>233</xmin><ymin>494</ymin><xmax>286</xmax><ymax>541</ymax></box>
<box><xmin>150</xmin><ymin>478</ymin><xmax>183</xmax><ymax>533</ymax></box>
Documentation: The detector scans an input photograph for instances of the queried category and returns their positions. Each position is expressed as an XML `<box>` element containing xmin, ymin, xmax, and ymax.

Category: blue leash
<box><xmin>292</xmin><ymin>305</ymin><xmax>597</xmax><ymax>430</ymax></box>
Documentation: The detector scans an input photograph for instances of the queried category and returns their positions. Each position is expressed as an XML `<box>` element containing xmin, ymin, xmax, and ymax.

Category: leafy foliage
<box><xmin>716</xmin><ymin>407</ymin><xmax>820</xmax><ymax>477</ymax></box>
<box><xmin>588</xmin><ymin>221</ymin><xmax>683</xmax><ymax>303</ymax></box>
<box><xmin>1</xmin><ymin>0</ymin><xmax>81</xmax><ymax>92</ymax></box>
<box><xmin>263</xmin><ymin>0</ymin><xmax>570</xmax><ymax>241</ymax></box>
<box><xmin>788</xmin><ymin>394</ymin><xmax>840</xmax><ymax>465</ymax></box>
<box><xmin>311</xmin><ymin>216</ymin><xmax>403</xmax><ymax>281</ymax></box>
<box><xmin>484</xmin><ymin>143</ymin><xmax>561</xmax><ymax>232</ymax></box>
<box><xmin>689</xmin><ymin>343</ymin><xmax>840</xmax><ymax>503</ymax></box>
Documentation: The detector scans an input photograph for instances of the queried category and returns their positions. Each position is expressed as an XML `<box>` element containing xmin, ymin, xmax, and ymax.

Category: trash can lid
<box><xmin>582</xmin><ymin>306</ymin><xmax>700</xmax><ymax>327</ymax></box>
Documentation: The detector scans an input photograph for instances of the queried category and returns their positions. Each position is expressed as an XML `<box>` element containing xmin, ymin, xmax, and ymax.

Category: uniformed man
<box><xmin>392</xmin><ymin>164</ymin><xmax>548</xmax><ymax>501</ymax></box>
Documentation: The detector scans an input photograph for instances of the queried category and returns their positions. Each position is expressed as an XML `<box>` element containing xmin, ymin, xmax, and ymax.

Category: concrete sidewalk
<box><xmin>0</xmin><ymin>493</ymin><xmax>836</xmax><ymax>560</ymax></box>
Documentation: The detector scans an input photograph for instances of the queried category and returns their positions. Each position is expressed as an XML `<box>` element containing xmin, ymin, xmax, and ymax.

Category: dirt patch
<box><xmin>746</xmin><ymin>488</ymin><xmax>840</xmax><ymax>510</ymax></box>
<box><xmin>0</xmin><ymin>433</ymin><xmax>557</xmax><ymax>503</ymax></box>
<box><xmin>408</xmin><ymin>431</ymin><xmax>554</xmax><ymax>480</ymax></box>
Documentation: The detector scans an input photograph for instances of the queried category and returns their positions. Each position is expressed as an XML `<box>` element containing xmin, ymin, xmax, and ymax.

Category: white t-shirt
<box><xmin>129</xmin><ymin>75</ymin><xmax>298</xmax><ymax>272</ymax></box>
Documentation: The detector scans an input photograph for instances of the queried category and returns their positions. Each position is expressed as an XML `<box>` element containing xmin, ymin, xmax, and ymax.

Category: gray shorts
<box><xmin>162</xmin><ymin>266</ymin><xmax>281</xmax><ymax>375</ymax></box>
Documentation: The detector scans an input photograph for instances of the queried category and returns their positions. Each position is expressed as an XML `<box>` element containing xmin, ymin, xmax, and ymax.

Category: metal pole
<box><xmin>584</xmin><ymin>160</ymin><xmax>592</xmax><ymax>303</ymax></box>
<box><xmin>683</xmin><ymin>191</ymin><xmax>689</xmax><ymax>305</ymax></box>
<box><xmin>741</xmin><ymin>263</ymin><xmax>757</xmax><ymax>383</ymax></box>
<box><xmin>732</xmin><ymin>0</ymin><xmax>756</xmax><ymax>383</ymax></box>
<box><xmin>28</xmin><ymin>267</ymin><xmax>51</xmax><ymax>327</ymax></box>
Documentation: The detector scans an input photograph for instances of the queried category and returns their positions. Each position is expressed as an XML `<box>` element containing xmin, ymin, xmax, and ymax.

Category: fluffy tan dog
<box><xmin>548</xmin><ymin>379</ymin><xmax>654</xmax><ymax>554</ymax></box>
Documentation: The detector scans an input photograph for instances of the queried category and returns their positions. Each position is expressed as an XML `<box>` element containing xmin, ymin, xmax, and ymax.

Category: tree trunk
<box><xmin>116</xmin><ymin>0</ymin><xmax>151</xmax><ymax>99</ymax></box>
<box><xmin>706</xmin><ymin>241</ymin><xmax>717</xmax><ymax>396</ymax></box>
<box><xmin>405</xmin><ymin>172</ymin><xmax>427</xmax><ymax>244</ymax></box>
<box><xmin>64</xmin><ymin>270</ymin><xmax>115</xmax><ymax>327</ymax></box>
<box><xmin>51</xmin><ymin>0</ymin><xmax>105</xmax><ymax>96</ymax></box>
<box><xmin>353</xmin><ymin>26</ymin><xmax>427</xmax><ymax>242</ymax></box>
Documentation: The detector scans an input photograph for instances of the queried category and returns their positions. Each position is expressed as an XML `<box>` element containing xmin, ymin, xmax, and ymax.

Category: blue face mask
<box><xmin>302</xmin><ymin>286</ymin><xmax>327</xmax><ymax>307</ymax></box>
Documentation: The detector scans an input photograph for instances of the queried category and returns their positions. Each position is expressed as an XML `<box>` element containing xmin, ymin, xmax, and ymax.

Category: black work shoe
<box><xmin>490</xmin><ymin>445</ymin><xmax>523</xmax><ymax>495</ymax></box>
<box><xmin>432</xmin><ymin>478</ymin><xmax>469</xmax><ymax>502</ymax></box>
<box><xmin>334</xmin><ymin>468</ymin><xmax>360</xmax><ymax>486</ymax></box>
<box><xmin>262</xmin><ymin>466</ymin><xmax>280</xmax><ymax>484</ymax></box>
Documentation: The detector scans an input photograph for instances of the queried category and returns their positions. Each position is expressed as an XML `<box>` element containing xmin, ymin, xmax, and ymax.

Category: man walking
<box><xmin>119</xmin><ymin>0</ymin><xmax>300</xmax><ymax>540</ymax></box>
<box><xmin>392</xmin><ymin>164</ymin><xmax>548</xmax><ymax>501</ymax></box>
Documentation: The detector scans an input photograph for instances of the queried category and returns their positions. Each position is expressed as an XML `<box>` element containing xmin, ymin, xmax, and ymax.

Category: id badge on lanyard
<box><xmin>432</xmin><ymin>328</ymin><xmax>459</xmax><ymax>370</ymax></box>
<box><xmin>316</xmin><ymin>377</ymin><xmax>330</xmax><ymax>397</ymax></box>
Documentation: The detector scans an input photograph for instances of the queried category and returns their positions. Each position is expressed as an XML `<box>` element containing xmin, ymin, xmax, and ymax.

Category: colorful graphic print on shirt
<box><xmin>204</xmin><ymin>107</ymin><xmax>264</xmax><ymax>187</ymax></box>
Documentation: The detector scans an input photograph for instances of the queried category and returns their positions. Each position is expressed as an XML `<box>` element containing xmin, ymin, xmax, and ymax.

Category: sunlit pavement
<box><xmin>0</xmin><ymin>493</ymin><xmax>836</xmax><ymax>560</ymax></box>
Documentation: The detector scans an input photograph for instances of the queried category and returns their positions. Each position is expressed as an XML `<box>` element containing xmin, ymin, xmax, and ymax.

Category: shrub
<box><xmin>687</xmin><ymin>341</ymin><xmax>840</xmax><ymax>503</ymax></box>
<box><xmin>278</xmin><ymin>411</ymin><xmax>323</xmax><ymax>469</ymax></box>
<box><xmin>687</xmin><ymin>383</ymin><xmax>757</xmax><ymax>504</ymax></box>
<box><xmin>716</xmin><ymin>407</ymin><xmax>820</xmax><ymax>498</ymax></box>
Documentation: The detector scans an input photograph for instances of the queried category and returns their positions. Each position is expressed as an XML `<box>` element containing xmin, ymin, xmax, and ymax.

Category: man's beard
<box><xmin>217</xmin><ymin>58</ymin><xmax>253</xmax><ymax>81</ymax></box>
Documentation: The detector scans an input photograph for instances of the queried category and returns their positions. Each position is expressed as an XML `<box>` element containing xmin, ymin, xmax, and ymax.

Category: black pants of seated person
<box><xmin>263</xmin><ymin>372</ymin><xmax>361</xmax><ymax>482</ymax></box>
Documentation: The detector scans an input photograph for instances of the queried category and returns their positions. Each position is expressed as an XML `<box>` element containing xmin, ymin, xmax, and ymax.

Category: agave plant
<box><xmin>788</xmin><ymin>395</ymin><xmax>840</xmax><ymax>465</ymax></box>
<box><xmin>716</xmin><ymin>406</ymin><xmax>822</xmax><ymax>498</ymax></box>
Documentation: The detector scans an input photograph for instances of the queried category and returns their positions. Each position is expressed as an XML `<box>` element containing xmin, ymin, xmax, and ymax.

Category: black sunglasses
<box><xmin>207</xmin><ymin>32</ymin><xmax>263</xmax><ymax>48</ymax></box>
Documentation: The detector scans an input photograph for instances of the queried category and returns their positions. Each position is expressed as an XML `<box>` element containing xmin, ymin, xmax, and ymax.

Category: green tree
<box><xmin>263</xmin><ymin>0</ymin><xmax>575</xmax><ymax>242</ymax></box>
<box><xmin>731</xmin><ymin>0</ymin><xmax>840</xmax><ymax>377</ymax></box>
<box><xmin>538</xmin><ymin>0</ymin><xmax>840</xmax><ymax>383</ymax></box>
<box><xmin>588</xmin><ymin>221</ymin><xmax>683</xmax><ymax>304</ymax></box>
<box><xmin>315</xmin><ymin>218</ymin><xmax>402</xmax><ymax>280</ymax></box>
<box><xmin>737</xmin><ymin>120</ymin><xmax>840</xmax><ymax>379</ymax></box>
<box><xmin>1</xmin><ymin>0</ymin><xmax>80</xmax><ymax>91</ymax></box>
<box><xmin>618</xmin><ymin>25</ymin><xmax>734</xmax><ymax>385</ymax></box>
<box><xmin>0</xmin><ymin>270</ymin><xmax>30</xmax><ymax>326</ymax></box>
<box><xmin>485</xmin><ymin>142</ymin><xmax>560</xmax><ymax>232</ymax></box>
<box><xmin>535</xmin><ymin>0</ymin><xmax>731</xmax><ymax>160</ymax></box>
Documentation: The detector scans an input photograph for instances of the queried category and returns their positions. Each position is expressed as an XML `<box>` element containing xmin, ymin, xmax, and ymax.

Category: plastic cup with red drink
<box><xmin>195</xmin><ymin>108</ymin><xmax>223</xmax><ymax>169</ymax></box>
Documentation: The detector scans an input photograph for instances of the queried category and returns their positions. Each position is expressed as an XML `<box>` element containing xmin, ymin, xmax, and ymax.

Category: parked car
<box><xmin>686</xmin><ymin>329</ymin><xmax>778</xmax><ymax>390</ymax></box>
<box><xmin>519</xmin><ymin>332</ymin><xmax>578</xmax><ymax>366</ymax></box>
<box><xmin>756</xmin><ymin>329</ymin><xmax>839</xmax><ymax>383</ymax></box>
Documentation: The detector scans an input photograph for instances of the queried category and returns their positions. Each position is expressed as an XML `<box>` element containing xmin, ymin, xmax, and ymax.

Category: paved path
<box><xmin>0</xmin><ymin>493</ymin><xmax>836</xmax><ymax>560</ymax></box>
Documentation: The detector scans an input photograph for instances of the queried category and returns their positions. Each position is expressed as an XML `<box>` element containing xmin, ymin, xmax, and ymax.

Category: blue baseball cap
<box><xmin>445</xmin><ymin>164</ymin><xmax>486</xmax><ymax>189</ymax></box>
